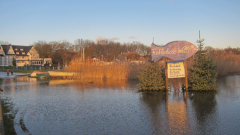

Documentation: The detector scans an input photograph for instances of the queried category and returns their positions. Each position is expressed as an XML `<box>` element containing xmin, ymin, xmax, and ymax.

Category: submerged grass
<box><xmin>1</xmin><ymin>97</ymin><xmax>17</xmax><ymax>135</ymax></box>
<box><xmin>19</xmin><ymin>118</ymin><xmax>29</xmax><ymax>133</ymax></box>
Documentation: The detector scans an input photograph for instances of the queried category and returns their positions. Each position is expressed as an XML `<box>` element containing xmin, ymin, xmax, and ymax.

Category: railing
<box><xmin>0</xmin><ymin>66</ymin><xmax>65</xmax><ymax>71</ymax></box>
<box><xmin>15</xmin><ymin>58</ymin><xmax>42</xmax><ymax>61</ymax></box>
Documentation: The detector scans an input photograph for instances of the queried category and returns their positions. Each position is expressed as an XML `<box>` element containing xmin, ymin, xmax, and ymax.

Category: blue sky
<box><xmin>1</xmin><ymin>0</ymin><xmax>240</xmax><ymax>48</ymax></box>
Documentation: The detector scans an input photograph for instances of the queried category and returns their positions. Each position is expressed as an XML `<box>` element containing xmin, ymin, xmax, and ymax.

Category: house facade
<box><xmin>0</xmin><ymin>45</ymin><xmax>52</xmax><ymax>66</ymax></box>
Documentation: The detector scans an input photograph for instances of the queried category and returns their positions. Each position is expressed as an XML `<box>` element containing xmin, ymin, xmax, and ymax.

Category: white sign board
<box><xmin>167</xmin><ymin>60</ymin><xmax>185</xmax><ymax>78</ymax></box>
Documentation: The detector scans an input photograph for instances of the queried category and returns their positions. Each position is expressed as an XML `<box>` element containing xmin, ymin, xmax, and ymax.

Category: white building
<box><xmin>0</xmin><ymin>45</ymin><xmax>52</xmax><ymax>66</ymax></box>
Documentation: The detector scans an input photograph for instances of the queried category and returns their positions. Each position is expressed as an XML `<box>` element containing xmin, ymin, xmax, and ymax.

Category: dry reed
<box><xmin>65</xmin><ymin>58</ymin><xmax>146</xmax><ymax>80</ymax></box>
<box><xmin>65</xmin><ymin>48</ymin><xmax>240</xmax><ymax>81</ymax></box>
<box><xmin>207</xmin><ymin>49</ymin><xmax>240</xmax><ymax>76</ymax></box>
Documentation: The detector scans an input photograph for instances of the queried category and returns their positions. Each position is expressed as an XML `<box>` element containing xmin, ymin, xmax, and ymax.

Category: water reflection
<box><xmin>166</xmin><ymin>93</ymin><xmax>190</xmax><ymax>135</ymax></box>
<box><xmin>0</xmin><ymin>73</ymin><xmax>240</xmax><ymax>134</ymax></box>
<box><xmin>189</xmin><ymin>91</ymin><xmax>218</xmax><ymax>134</ymax></box>
<box><xmin>217</xmin><ymin>75</ymin><xmax>240</xmax><ymax>97</ymax></box>
<box><xmin>140</xmin><ymin>91</ymin><xmax>191</xmax><ymax>134</ymax></box>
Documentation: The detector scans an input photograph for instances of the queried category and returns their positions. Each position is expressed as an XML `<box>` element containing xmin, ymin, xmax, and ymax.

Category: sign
<box><xmin>167</xmin><ymin>60</ymin><xmax>185</xmax><ymax>78</ymax></box>
<box><xmin>151</xmin><ymin>41</ymin><xmax>198</xmax><ymax>61</ymax></box>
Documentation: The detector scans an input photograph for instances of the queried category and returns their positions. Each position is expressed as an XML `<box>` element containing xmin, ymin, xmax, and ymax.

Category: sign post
<box><xmin>166</xmin><ymin>60</ymin><xmax>188</xmax><ymax>91</ymax></box>
<box><xmin>184</xmin><ymin>60</ymin><xmax>188</xmax><ymax>90</ymax></box>
<box><xmin>167</xmin><ymin>60</ymin><xmax>185</xmax><ymax>78</ymax></box>
<box><xmin>151</xmin><ymin>41</ymin><xmax>197</xmax><ymax>91</ymax></box>
<box><xmin>165</xmin><ymin>58</ymin><xmax>168</xmax><ymax>91</ymax></box>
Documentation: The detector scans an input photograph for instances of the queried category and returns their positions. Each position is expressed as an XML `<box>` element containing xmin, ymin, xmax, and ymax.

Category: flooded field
<box><xmin>0</xmin><ymin>72</ymin><xmax>240</xmax><ymax>135</ymax></box>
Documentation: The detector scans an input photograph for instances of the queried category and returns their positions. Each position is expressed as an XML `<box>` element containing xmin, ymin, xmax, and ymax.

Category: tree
<box><xmin>137</xmin><ymin>62</ymin><xmax>165</xmax><ymax>90</ymax></box>
<box><xmin>188</xmin><ymin>37</ymin><xmax>218</xmax><ymax>90</ymax></box>
<box><xmin>0</xmin><ymin>41</ymin><xmax>10</xmax><ymax>45</ymax></box>
<box><xmin>12</xmin><ymin>58</ymin><xmax>16</xmax><ymax>66</ymax></box>
<box><xmin>33</xmin><ymin>41</ymin><xmax>50</xmax><ymax>58</ymax></box>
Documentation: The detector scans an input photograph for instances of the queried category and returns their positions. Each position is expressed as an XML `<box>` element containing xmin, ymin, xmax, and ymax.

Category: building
<box><xmin>53</xmin><ymin>49</ymin><xmax>78</xmax><ymax>66</ymax></box>
<box><xmin>0</xmin><ymin>45</ymin><xmax>52</xmax><ymax>66</ymax></box>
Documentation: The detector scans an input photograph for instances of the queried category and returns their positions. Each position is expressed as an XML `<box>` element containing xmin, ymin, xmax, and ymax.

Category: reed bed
<box><xmin>207</xmin><ymin>49</ymin><xmax>240</xmax><ymax>76</ymax></box>
<box><xmin>65</xmin><ymin>58</ymin><xmax>146</xmax><ymax>80</ymax></box>
<box><xmin>66</xmin><ymin>48</ymin><xmax>240</xmax><ymax>81</ymax></box>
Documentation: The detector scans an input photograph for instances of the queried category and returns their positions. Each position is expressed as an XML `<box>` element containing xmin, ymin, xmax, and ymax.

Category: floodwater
<box><xmin>0</xmin><ymin>72</ymin><xmax>240</xmax><ymax>135</ymax></box>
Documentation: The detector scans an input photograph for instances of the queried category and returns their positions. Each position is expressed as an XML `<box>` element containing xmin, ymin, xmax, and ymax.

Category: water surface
<box><xmin>0</xmin><ymin>72</ymin><xmax>240</xmax><ymax>135</ymax></box>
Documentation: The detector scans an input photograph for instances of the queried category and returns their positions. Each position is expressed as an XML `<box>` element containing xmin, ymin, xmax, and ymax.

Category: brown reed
<box><xmin>66</xmin><ymin>48</ymin><xmax>240</xmax><ymax>81</ymax></box>
<box><xmin>207</xmin><ymin>49</ymin><xmax>240</xmax><ymax>76</ymax></box>
<box><xmin>65</xmin><ymin>58</ymin><xmax>146</xmax><ymax>80</ymax></box>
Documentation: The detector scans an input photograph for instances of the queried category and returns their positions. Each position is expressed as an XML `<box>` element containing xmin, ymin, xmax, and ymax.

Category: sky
<box><xmin>0</xmin><ymin>0</ymin><xmax>240</xmax><ymax>48</ymax></box>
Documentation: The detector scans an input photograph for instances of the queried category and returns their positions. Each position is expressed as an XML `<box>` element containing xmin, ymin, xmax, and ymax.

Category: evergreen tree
<box><xmin>12</xmin><ymin>58</ymin><xmax>16</xmax><ymax>66</ymax></box>
<box><xmin>137</xmin><ymin>62</ymin><xmax>165</xmax><ymax>90</ymax></box>
<box><xmin>188</xmin><ymin>37</ymin><xmax>218</xmax><ymax>90</ymax></box>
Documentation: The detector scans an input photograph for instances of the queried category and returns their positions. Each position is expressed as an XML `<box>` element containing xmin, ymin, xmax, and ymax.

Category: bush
<box><xmin>137</xmin><ymin>62</ymin><xmax>165</xmax><ymax>90</ymax></box>
<box><xmin>188</xmin><ymin>38</ymin><xmax>218</xmax><ymax>90</ymax></box>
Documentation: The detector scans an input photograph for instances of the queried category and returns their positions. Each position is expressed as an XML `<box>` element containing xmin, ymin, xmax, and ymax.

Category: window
<box><xmin>16</xmin><ymin>52</ymin><xmax>19</xmax><ymax>54</ymax></box>
<box><xmin>15</xmin><ymin>49</ymin><xmax>18</xmax><ymax>51</ymax></box>
<box><xmin>20</xmin><ymin>49</ymin><xmax>23</xmax><ymax>51</ymax></box>
<box><xmin>22</xmin><ymin>52</ymin><xmax>25</xmax><ymax>55</ymax></box>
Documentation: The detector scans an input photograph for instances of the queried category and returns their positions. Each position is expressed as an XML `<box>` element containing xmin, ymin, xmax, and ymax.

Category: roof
<box><xmin>12</xmin><ymin>45</ymin><xmax>32</xmax><ymax>56</ymax></box>
<box><xmin>1</xmin><ymin>45</ymin><xmax>32</xmax><ymax>56</ymax></box>
<box><xmin>1</xmin><ymin>45</ymin><xmax>11</xmax><ymax>55</ymax></box>
<box><xmin>167</xmin><ymin>60</ymin><xmax>185</xmax><ymax>63</ymax></box>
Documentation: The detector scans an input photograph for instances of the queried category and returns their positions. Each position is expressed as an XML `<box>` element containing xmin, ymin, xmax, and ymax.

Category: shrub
<box><xmin>188</xmin><ymin>38</ymin><xmax>218</xmax><ymax>90</ymax></box>
<box><xmin>136</xmin><ymin>62</ymin><xmax>165</xmax><ymax>90</ymax></box>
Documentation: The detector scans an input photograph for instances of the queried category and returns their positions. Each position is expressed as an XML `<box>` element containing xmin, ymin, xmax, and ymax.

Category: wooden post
<box><xmin>165</xmin><ymin>58</ymin><xmax>168</xmax><ymax>91</ymax></box>
<box><xmin>81</xmin><ymin>39</ymin><xmax>83</xmax><ymax>62</ymax></box>
<box><xmin>184</xmin><ymin>60</ymin><xmax>188</xmax><ymax>91</ymax></box>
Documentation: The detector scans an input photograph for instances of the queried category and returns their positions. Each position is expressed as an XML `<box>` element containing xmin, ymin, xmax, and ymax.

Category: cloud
<box><xmin>109</xmin><ymin>37</ymin><xmax>119</xmax><ymax>40</ymax></box>
<box><xmin>129</xmin><ymin>36</ymin><xmax>137</xmax><ymax>39</ymax></box>
<box><xmin>96</xmin><ymin>36</ymin><xmax>119</xmax><ymax>42</ymax></box>
<box><xmin>96</xmin><ymin>36</ymin><xmax>105</xmax><ymax>42</ymax></box>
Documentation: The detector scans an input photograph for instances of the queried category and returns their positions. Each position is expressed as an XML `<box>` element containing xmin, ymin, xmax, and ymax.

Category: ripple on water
<box><xmin>0</xmin><ymin>76</ymin><xmax>240</xmax><ymax>134</ymax></box>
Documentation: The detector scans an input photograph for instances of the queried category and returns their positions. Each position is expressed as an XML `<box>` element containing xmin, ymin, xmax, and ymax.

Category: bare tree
<box><xmin>0</xmin><ymin>41</ymin><xmax>11</xmax><ymax>45</ymax></box>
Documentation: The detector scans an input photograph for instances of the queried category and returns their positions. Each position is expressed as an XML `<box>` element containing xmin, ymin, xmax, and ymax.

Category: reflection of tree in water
<box><xmin>217</xmin><ymin>75</ymin><xmax>240</xmax><ymax>96</ymax></box>
<box><xmin>189</xmin><ymin>91</ymin><xmax>217</xmax><ymax>134</ymax></box>
<box><xmin>0</xmin><ymin>78</ymin><xmax>3</xmax><ymax>85</ymax></box>
<box><xmin>141</xmin><ymin>91</ymin><xmax>167</xmax><ymax>112</ymax></box>
<box><xmin>140</xmin><ymin>91</ymin><xmax>167</xmax><ymax>134</ymax></box>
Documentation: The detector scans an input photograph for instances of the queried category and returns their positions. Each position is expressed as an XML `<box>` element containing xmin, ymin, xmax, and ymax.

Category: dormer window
<box><xmin>16</xmin><ymin>52</ymin><xmax>19</xmax><ymax>54</ymax></box>
<box><xmin>20</xmin><ymin>49</ymin><xmax>23</xmax><ymax>51</ymax></box>
<box><xmin>22</xmin><ymin>52</ymin><xmax>25</xmax><ymax>55</ymax></box>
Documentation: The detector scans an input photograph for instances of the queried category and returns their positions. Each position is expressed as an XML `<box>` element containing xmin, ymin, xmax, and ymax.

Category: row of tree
<box><xmin>31</xmin><ymin>39</ymin><xmax>151</xmax><ymax>64</ymax></box>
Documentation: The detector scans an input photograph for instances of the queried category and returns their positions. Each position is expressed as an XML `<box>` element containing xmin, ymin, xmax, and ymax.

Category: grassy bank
<box><xmin>0</xmin><ymin>70</ymin><xmax>50</xmax><ymax>74</ymax></box>
<box><xmin>0</xmin><ymin>66</ymin><xmax>59</xmax><ymax>74</ymax></box>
